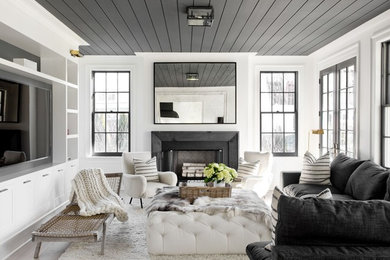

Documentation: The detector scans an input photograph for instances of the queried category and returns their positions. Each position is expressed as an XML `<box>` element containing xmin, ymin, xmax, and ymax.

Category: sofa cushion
<box><xmin>246</xmin><ymin>241</ymin><xmax>271</xmax><ymax>260</ymax></box>
<box><xmin>385</xmin><ymin>175</ymin><xmax>390</xmax><ymax>201</ymax></box>
<box><xmin>300</xmin><ymin>151</ymin><xmax>331</xmax><ymax>185</ymax></box>
<box><xmin>332</xmin><ymin>193</ymin><xmax>354</xmax><ymax>200</ymax></box>
<box><xmin>283</xmin><ymin>184</ymin><xmax>342</xmax><ymax>198</ymax></box>
<box><xmin>272</xmin><ymin>245</ymin><xmax>390</xmax><ymax>260</ymax></box>
<box><xmin>344</xmin><ymin>161</ymin><xmax>389</xmax><ymax>200</ymax></box>
<box><xmin>330</xmin><ymin>153</ymin><xmax>366</xmax><ymax>192</ymax></box>
<box><xmin>275</xmin><ymin>195</ymin><xmax>390</xmax><ymax>247</ymax></box>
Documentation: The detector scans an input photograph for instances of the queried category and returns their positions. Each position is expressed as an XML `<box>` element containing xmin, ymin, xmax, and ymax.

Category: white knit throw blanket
<box><xmin>71</xmin><ymin>169</ymin><xmax>128</xmax><ymax>222</ymax></box>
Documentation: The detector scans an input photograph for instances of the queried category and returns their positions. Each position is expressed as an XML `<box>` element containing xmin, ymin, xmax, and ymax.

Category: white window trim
<box><xmin>81</xmin><ymin>64</ymin><xmax>136</xmax><ymax>158</ymax></box>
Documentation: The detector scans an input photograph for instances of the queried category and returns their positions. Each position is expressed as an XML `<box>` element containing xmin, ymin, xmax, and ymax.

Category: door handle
<box><xmin>0</xmin><ymin>188</ymin><xmax>8</xmax><ymax>193</ymax></box>
<box><xmin>42</xmin><ymin>174</ymin><xmax>49</xmax><ymax>177</ymax></box>
<box><xmin>23</xmin><ymin>180</ymin><xmax>31</xmax><ymax>184</ymax></box>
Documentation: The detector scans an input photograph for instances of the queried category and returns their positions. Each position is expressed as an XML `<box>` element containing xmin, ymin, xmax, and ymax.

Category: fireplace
<box><xmin>151</xmin><ymin>131</ymin><xmax>239</xmax><ymax>181</ymax></box>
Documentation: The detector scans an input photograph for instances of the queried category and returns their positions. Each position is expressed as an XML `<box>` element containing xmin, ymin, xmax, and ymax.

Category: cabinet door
<box><xmin>65</xmin><ymin>160</ymin><xmax>79</xmax><ymax>198</ymax></box>
<box><xmin>0</xmin><ymin>182</ymin><xmax>13</xmax><ymax>240</ymax></box>
<box><xmin>53</xmin><ymin>165</ymin><xmax>66</xmax><ymax>206</ymax></box>
<box><xmin>35</xmin><ymin>169</ymin><xmax>54</xmax><ymax>216</ymax></box>
<box><xmin>13</xmin><ymin>175</ymin><xmax>36</xmax><ymax>229</ymax></box>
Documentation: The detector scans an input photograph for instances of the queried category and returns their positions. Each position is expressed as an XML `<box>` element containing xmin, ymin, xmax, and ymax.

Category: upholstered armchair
<box><xmin>233</xmin><ymin>151</ymin><xmax>273</xmax><ymax>198</ymax></box>
<box><xmin>121</xmin><ymin>152</ymin><xmax>177</xmax><ymax>208</ymax></box>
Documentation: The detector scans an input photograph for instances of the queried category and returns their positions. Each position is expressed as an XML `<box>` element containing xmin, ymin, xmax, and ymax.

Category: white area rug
<box><xmin>59</xmin><ymin>199</ymin><xmax>247</xmax><ymax>260</ymax></box>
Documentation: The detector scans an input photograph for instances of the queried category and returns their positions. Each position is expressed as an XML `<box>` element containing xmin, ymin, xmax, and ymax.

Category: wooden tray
<box><xmin>179</xmin><ymin>185</ymin><xmax>231</xmax><ymax>202</ymax></box>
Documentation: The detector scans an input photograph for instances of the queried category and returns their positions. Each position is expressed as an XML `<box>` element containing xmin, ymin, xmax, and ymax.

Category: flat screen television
<box><xmin>0</xmin><ymin>77</ymin><xmax>52</xmax><ymax>169</ymax></box>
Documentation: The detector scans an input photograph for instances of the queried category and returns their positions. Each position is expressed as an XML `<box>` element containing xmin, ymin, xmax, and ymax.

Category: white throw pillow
<box><xmin>133</xmin><ymin>157</ymin><xmax>159</xmax><ymax>182</ymax></box>
<box><xmin>264</xmin><ymin>186</ymin><xmax>284</xmax><ymax>251</ymax></box>
<box><xmin>299</xmin><ymin>151</ymin><xmax>331</xmax><ymax>185</ymax></box>
<box><xmin>237</xmin><ymin>157</ymin><xmax>261</xmax><ymax>177</ymax></box>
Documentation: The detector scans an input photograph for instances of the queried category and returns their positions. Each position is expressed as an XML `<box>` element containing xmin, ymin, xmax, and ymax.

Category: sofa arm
<box><xmin>281</xmin><ymin>171</ymin><xmax>301</xmax><ymax>188</ymax></box>
<box><xmin>122</xmin><ymin>174</ymin><xmax>147</xmax><ymax>198</ymax></box>
<box><xmin>158</xmin><ymin>171</ymin><xmax>177</xmax><ymax>186</ymax></box>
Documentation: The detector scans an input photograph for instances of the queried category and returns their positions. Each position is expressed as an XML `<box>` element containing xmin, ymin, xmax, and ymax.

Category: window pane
<box><xmin>385</xmin><ymin>107</ymin><xmax>390</xmax><ymax>136</ymax></box>
<box><xmin>118</xmin><ymin>133</ymin><xmax>129</xmax><ymax>152</ymax></box>
<box><xmin>272</xmin><ymin>73</ymin><xmax>283</xmax><ymax>92</ymax></box>
<box><xmin>285</xmin><ymin>134</ymin><xmax>295</xmax><ymax>153</ymax></box>
<box><xmin>347</xmin><ymin>66</ymin><xmax>354</xmax><ymax>87</ymax></box>
<box><xmin>347</xmin><ymin>131</ymin><xmax>354</xmax><ymax>152</ymax></box>
<box><xmin>273</xmin><ymin>114</ymin><xmax>283</xmax><ymax>132</ymax></box>
<box><xmin>328</xmin><ymin>92</ymin><xmax>333</xmax><ymax>110</ymax></box>
<box><xmin>322</xmin><ymin>75</ymin><xmax>328</xmax><ymax>93</ymax></box>
<box><xmin>340</xmin><ymin>130</ymin><xmax>346</xmax><ymax>151</ymax></box>
<box><xmin>272</xmin><ymin>93</ymin><xmax>283</xmax><ymax>112</ymax></box>
<box><xmin>261</xmin><ymin>134</ymin><xmax>272</xmax><ymax>152</ymax></box>
<box><xmin>107</xmin><ymin>93</ymin><xmax>117</xmax><ymax>112</ymax></box>
<box><xmin>273</xmin><ymin>134</ymin><xmax>284</xmax><ymax>152</ymax></box>
<box><xmin>285</xmin><ymin>114</ymin><xmax>295</xmax><ymax>132</ymax></box>
<box><xmin>94</xmin><ymin>134</ymin><xmax>105</xmax><ymax>152</ymax></box>
<box><xmin>322</xmin><ymin>112</ymin><xmax>327</xmax><ymax>129</ymax></box>
<box><xmin>106</xmin><ymin>114</ymin><xmax>117</xmax><ymax>132</ymax></box>
<box><xmin>384</xmin><ymin>138</ymin><xmax>390</xmax><ymax>167</ymax></box>
<box><xmin>118</xmin><ymin>73</ymin><xmax>129</xmax><ymax>92</ymax></box>
<box><xmin>261</xmin><ymin>73</ymin><xmax>271</xmax><ymax>92</ymax></box>
<box><xmin>118</xmin><ymin>113</ymin><xmax>129</xmax><ymax>132</ymax></box>
<box><xmin>261</xmin><ymin>93</ymin><xmax>271</xmax><ymax>112</ymax></box>
<box><xmin>340</xmin><ymin>110</ymin><xmax>346</xmax><ymax>130</ymax></box>
<box><xmin>261</xmin><ymin>114</ymin><xmax>272</xmax><ymax>132</ymax></box>
<box><xmin>340</xmin><ymin>68</ymin><xmax>347</xmax><ymax>89</ymax></box>
<box><xmin>284</xmin><ymin>93</ymin><xmax>295</xmax><ymax>112</ymax></box>
<box><xmin>94</xmin><ymin>113</ymin><xmax>105</xmax><ymax>132</ymax></box>
<box><xmin>95</xmin><ymin>93</ymin><xmax>106</xmax><ymax>112</ymax></box>
<box><xmin>322</xmin><ymin>94</ymin><xmax>327</xmax><ymax>111</ymax></box>
<box><xmin>284</xmin><ymin>73</ymin><xmax>295</xmax><ymax>92</ymax></box>
<box><xmin>347</xmin><ymin>88</ymin><xmax>354</xmax><ymax>108</ymax></box>
<box><xmin>94</xmin><ymin>73</ymin><xmax>105</xmax><ymax>92</ymax></box>
<box><xmin>328</xmin><ymin>73</ymin><xmax>334</xmax><ymax>92</ymax></box>
<box><xmin>118</xmin><ymin>93</ymin><xmax>129</xmax><ymax>111</ymax></box>
<box><xmin>322</xmin><ymin>130</ymin><xmax>328</xmax><ymax>148</ymax></box>
<box><xmin>340</xmin><ymin>89</ymin><xmax>346</xmax><ymax>109</ymax></box>
<box><xmin>107</xmin><ymin>72</ymin><xmax>118</xmax><ymax>92</ymax></box>
<box><xmin>328</xmin><ymin>112</ymin><xmax>333</xmax><ymax>130</ymax></box>
<box><xmin>106</xmin><ymin>133</ymin><xmax>117</xmax><ymax>152</ymax></box>
<box><xmin>347</xmin><ymin>109</ymin><xmax>354</xmax><ymax>130</ymax></box>
<box><xmin>328</xmin><ymin>130</ymin><xmax>333</xmax><ymax>148</ymax></box>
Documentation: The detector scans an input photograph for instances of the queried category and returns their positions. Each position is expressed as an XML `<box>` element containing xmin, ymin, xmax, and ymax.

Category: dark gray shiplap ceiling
<box><xmin>35</xmin><ymin>0</ymin><xmax>390</xmax><ymax>56</ymax></box>
<box><xmin>155</xmin><ymin>63</ymin><xmax>235</xmax><ymax>88</ymax></box>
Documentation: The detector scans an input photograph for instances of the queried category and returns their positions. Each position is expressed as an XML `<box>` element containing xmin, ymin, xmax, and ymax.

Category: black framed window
<box><xmin>382</xmin><ymin>41</ymin><xmax>390</xmax><ymax>168</ymax></box>
<box><xmin>92</xmin><ymin>71</ymin><xmax>130</xmax><ymax>156</ymax></box>
<box><xmin>320</xmin><ymin>57</ymin><xmax>356</xmax><ymax>158</ymax></box>
<box><xmin>260</xmin><ymin>72</ymin><xmax>298</xmax><ymax>156</ymax></box>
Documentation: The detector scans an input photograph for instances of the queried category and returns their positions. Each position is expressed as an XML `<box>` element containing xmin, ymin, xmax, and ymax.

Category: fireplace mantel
<box><xmin>151</xmin><ymin>131</ymin><xmax>239</xmax><ymax>180</ymax></box>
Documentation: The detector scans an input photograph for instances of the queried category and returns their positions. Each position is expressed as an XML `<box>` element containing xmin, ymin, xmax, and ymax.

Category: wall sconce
<box><xmin>70</xmin><ymin>49</ymin><xmax>83</xmax><ymax>58</ymax></box>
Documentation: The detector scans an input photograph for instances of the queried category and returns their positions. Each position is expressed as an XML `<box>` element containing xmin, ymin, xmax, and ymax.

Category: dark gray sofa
<box><xmin>246</xmin><ymin>154</ymin><xmax>390</xmax><ymax>259</ymax></box>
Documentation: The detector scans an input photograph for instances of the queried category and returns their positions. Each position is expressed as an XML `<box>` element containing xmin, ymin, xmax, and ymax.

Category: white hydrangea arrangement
<box><xmin>203</xmin><ymin>163</ymin><xmax>238</xmax><ymax>184</ymax></box>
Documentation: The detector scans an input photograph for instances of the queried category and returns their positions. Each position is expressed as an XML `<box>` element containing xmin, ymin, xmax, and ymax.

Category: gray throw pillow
<box><xmin>330</xmin><ymin>153</ymin><xmax>365</xmax><ymax>192</ymax></box>
<box><xmin>344</xmin><ymin>161</ymin><xmax>389</xmax><ymax>200</ymax></box>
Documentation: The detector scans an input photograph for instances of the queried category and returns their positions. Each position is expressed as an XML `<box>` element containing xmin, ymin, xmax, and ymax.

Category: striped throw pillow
<box><xmin>301</xmin><ymin>188</ymin><xmax>333</xmax><ymax>199</ymax></box>
<box><xmin>299</xmin><ymin>151</ymin><xmax>331</xmax><ymax>185</ymax></box>
<box><xmin>237</xmin><ymin>158</ymin><xmax>261</xmax><ymax>177</ymax></box>
<box><xmin>265</xmin><ymin>186</ymin><xmax>284</xmax><ymax>251</ymax></box>
<box><xmin>133</xmin><ymin>157</ymin><xmax>159</xmax><ymax>182</ymax></box>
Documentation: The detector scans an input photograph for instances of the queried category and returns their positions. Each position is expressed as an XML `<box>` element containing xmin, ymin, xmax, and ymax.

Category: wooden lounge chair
<box><xmin>32</xmin><ymin>172</ymin><xmax>123</xmax><ymax>258</ymax></box>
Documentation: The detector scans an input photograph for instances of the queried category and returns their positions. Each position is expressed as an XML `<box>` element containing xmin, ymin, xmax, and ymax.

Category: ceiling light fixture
<box><xmin>70</xmin><ymin>49</ymin><xmax>83</xmax><ymax>58</ymax></box>
<box><xmin>186</xmin><ymin>73</ymin><xmax>199</xmax><ymax>81</ymax></box>
<box><xmin>187</xmin><ymin>7</ymin><xmax>214</xmax><ymax>27</ymax></box>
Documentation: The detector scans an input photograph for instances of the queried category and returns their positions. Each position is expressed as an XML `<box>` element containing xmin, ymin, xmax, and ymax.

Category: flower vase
<box><xmin>214</xmin><ymin>181</ymin><xmax>225</xmax><ymax>187</ymax></box>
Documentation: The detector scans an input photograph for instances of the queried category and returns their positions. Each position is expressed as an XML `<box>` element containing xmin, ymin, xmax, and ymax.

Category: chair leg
<box><xmin>34</xmin><ymin>242</ymin><xmax>42</xmax><ymax>259</ymax></box>
<box><xmin>140</xmin><ymin>198</ymin><xmax>143</xmax><ymax>208</ymax></box>
<box><xmin>101</xmin><ymin>222</ymin><xmax>106</xmax><ymax>255</ymax></box>
<box><xmin>129</xmin><ymin>197</ymin><xmax>133</xmax><ymax>204</ymax></box>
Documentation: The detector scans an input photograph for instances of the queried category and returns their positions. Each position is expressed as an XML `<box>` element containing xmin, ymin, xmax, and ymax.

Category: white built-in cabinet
<box><xmin>0</xmin><ymin>160</ymin><xmax>79</xmax><ymax>242</ymax></box>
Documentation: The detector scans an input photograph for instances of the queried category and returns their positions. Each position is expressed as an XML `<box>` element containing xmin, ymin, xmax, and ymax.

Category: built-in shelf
<box><xmin>0</xmin><ymin>58</ymin><xmax>76</xmax><ymax>87</ymax></box>
<box><xmin>66</xmin><ymin>134</ymin><xmax>79</xmax><ymax>139</ymax></box>
<box><xmin>66</xmin><ymin>109</ymin><xmax>78</xmax><ymax>114</ymax></box>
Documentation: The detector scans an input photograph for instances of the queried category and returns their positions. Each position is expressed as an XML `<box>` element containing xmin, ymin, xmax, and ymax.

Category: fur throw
<box><xmin>146</xmin><ymin>187</ymin><xmax>271</xmax><ymax>228</ymax></box>
<box><xmin>71</xmin><ymin>169</ymin><xmax>128</xmax><ymax>222</ymax></box>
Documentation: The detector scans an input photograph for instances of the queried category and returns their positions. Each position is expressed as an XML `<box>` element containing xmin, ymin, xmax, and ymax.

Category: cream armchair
<box><xmin>122</xmin><ymin>152</ymin><xmax>177</xmax><ymax>208</ymax></box>
<box><xmin>234</xmin><ymin>151</ymin><xmax>273</xmax><ymax>198</ymax></box>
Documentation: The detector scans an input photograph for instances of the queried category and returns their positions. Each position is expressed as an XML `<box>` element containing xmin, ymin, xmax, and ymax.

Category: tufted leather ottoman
<box><xmin>147</xmin><ymin>211</ymin><xmax>271</xmax><ymax>255</ymax></box>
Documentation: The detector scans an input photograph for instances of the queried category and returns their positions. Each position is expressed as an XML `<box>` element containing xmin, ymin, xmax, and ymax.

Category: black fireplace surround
<box><xmin>151</xmin><ymin>131</ymin><xmax>239</xmax><ymax>181</ymax></box>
